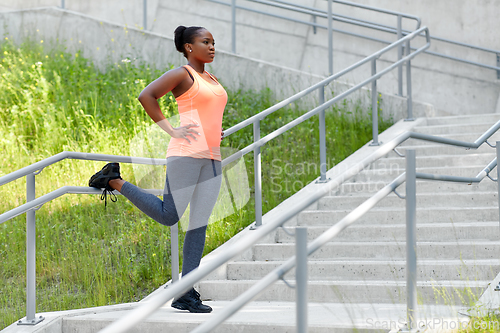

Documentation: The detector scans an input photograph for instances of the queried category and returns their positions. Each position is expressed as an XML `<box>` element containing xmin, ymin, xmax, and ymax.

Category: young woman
<box><xmin>89</xmin><ymin>25</ymin><xmax>227</xmax><ymax>313</ymax></box>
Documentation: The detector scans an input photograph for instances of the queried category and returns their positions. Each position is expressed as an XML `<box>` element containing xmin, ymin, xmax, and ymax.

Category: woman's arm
<box><xmin>138</xmin><ymin>67</ymin><xmax>199</xmax><ymax>143</ymax></box>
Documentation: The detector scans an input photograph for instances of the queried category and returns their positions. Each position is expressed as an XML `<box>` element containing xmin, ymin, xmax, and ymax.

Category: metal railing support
<box><xmin>171</xmin><ymin>224</ymin><xmax>180</xmax><ymax>283</ymax></box>
<box><xmin>497</xmin><ymin>54</ymin><xmax>500</xmax><ymax>80</ymax></box>
<box><xmin>397</xmin><ymin>14</ymin><xmax>403</xmax><ymax>96</ymax></box>
<box><xmin>61</xmin><ymin>0</ymin><xmax>65</xmax><ymax>9</ymax></box>
<box><xmin>318</xmin><ymin>86</ymin><xmax>328</xmax><ymax>182</ymax></box>
<box><xmin>143</xmin><ymin>0</ymin><xmax>147</xmax><ymax>30</ymax></box>
<box><xmin>232</xmin><ymin>0</ymin><xmax>236</xmax><ymax>53</ymax></box>
<box><xmin>254</xmin><ymin>121</ymin><xmax>263</xmax><ymax>227</ymax></box>
<box><xmin>405</xmin><ymin>39</ymin><xmax>414</xmax><ymax>121</ymax></box>
<box><xmin>370</xmin><ymin>58</ymin><xmax>379</xmax><ymax>146</ymax></box>
<box><xmin>208</xmin><ymin>0</ymin><xmax>500</xmax><ymax>76</ymax></box>
<box><xmin>312</xmin><ymin>15</ymin><xmax>317</xmax><ymax>34</ymax></box>
<box><xmin>327</xmin><ymin>0</ymin><xmax>333</xmax><ymax>75</ymax></box>
<box><xmin>296</xmin><ymin>227</ymin><xmax>308</xmax><ymax>333</ymax></box>
<box><xmin>18</xmin><ymin>173</ymin><xmax>44</xmax><ymax>326</ymax></box>
<box><xmin>405</xmin><ymin>150</ymin><xmax>417</xmax><ymax>328</ymax></box>
<box><xmin>497</xmin><ymin>142</ymin><xmax>500</xmax><ymax>230</ymax></box>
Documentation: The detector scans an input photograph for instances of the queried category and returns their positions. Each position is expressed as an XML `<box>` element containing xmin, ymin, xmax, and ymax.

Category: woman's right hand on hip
<box><xmin>171</xmin><ymin>124</ymin><xmax>200</xmax><ymax>144</ymax></box>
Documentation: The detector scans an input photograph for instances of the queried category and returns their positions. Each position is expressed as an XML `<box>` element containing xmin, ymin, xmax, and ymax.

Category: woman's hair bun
<box><xmin>174</xmin><ymin>26</ymin><xmax>187</xmax><ymax>53</ymax></box>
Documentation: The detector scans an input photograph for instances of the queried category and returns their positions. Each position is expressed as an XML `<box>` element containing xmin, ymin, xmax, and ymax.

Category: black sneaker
<box><xmin>171</xmin><ymin>288</ymin><xmax>212</xmax><ymax>313</ymax></box>
<box><xmin>89</xmin><ymin>163</ymin><xmax>122</xmax><ymax>206</ymax></box>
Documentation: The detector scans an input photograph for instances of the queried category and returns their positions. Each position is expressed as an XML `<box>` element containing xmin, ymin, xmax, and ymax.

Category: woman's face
<box><xmin>186</xmin><ymin>29</ymin><xmax>215</xmax><ymax>63</ymax></box>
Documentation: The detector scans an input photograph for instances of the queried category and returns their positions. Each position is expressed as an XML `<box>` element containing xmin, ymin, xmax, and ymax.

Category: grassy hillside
<box><xmin>0</xmin><ymin>38</ymin><xmax>392</xmax><ymax>328</ymax></box>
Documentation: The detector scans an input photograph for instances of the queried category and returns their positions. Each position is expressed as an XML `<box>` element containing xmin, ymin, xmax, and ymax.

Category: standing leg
<box><xmin>182</xmin><ymin>159</ymin><xmax>222</xmax><ymax>276</ymax></box>
<box><xmin>171</xmin><ymin>159</ymin><xmax>222</xmax><ymax>313</ymax></box>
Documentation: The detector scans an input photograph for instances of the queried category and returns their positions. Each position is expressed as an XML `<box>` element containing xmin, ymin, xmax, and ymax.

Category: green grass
<box><xmin>0</xmin><ymin>37</ymin><xmax>392</xmax><ymax>329</ymax></box>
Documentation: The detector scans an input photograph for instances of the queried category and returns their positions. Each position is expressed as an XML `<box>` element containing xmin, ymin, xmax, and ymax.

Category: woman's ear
<box><xmin>184</xmin><ymin>43</ymin><xmax>192</xmax><ymax>54</ymax></box>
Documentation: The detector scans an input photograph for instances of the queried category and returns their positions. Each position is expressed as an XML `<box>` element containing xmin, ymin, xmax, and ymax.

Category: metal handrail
<box><xmin>0</xmin><ymin>186</ymin><xmax>163</xmax><ymax>224</ymax></box>
<box><xmin>98</xmin><ymin>122</ymin><xmax>500</xmax><ymax>333</ymax></box>
<box><xmin>5</xmin><ymin>118</ymin><xmax>498</xmax><ymax>329</ymax></box>
<box><xmin>245</xmin><ymin>0</ymin><xmax>421</xmax><ymax>31</ymax></box>
<box><xmin>5</xmin><ymin>117</ymin><xmax>500</xmax><ymax>225</ymax></box>
<box><xmin>223</xmin><ymin>26</ymin><xmax>429</xmax><ymax>226</ymax></box>
<box><xmin>0</xmin><ymin>151</ymin><xmax>168</xmax><ymax>187</ymax></box>
<box><xmin>211</xmin><ymin>0</ymin><xmax>421</xmax><ymax>89</ymax></box>
<box><xmin>223</xmin><ymin>26</ymin><xmax>430</xmax><ymax>160</ymax></box>
<box><xmin>193</xmin><ymin>156</ymin><xmax>498</xmax><ymax>332</ymax></box>
<box><xmin>211</xmin><ymin>0</ymin><xmax>500</xmax><ymax>77</ymax></box>
<box><xmin>2</xmin><ymin>25</ymin><xmax>428</xmax><ymax>326</ymax></box>
<box><xmin>224</xmin><ymin>26</ymin><xmax>429</xmax><ymax>137</ymax></box>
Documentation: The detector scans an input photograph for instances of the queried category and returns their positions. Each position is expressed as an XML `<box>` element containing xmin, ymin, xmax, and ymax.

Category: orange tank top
<box><xmin>166</xmin><ymin>65</ymin><xmax>227</xmax><ymax>161</ymax></box>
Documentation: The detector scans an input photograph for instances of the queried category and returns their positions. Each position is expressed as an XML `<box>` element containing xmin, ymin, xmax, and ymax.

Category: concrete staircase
<box><xmin>6</xmin><ymin>115</ymin><xmax>500</xmax><ymax>332</ymax></box>
<box><xmin>195</xmin><ymin>114</ymin><xmax>500</xmax><ymax>330</ymax></box>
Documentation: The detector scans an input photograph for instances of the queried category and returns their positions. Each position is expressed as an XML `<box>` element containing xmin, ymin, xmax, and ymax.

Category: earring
<box><xmin>190</xmin><ymin>49</ymin><xmax>192</xmax><ymax>52</ymax></box>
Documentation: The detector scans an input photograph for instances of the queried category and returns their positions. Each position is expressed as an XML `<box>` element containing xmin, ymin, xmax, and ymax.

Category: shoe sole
<box><xmin>171</xmin><ymin>302</ymin><xmax>212</xmax><ymax>313</ymax></box>
<box><xmin>89</xmin><ymin>163</ymin><xmax>121</xmax><ymax>189</ymax></box>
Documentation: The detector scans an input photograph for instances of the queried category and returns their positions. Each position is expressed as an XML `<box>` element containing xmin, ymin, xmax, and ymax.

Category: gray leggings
<box><xmin>120</xmin><ymin>156</ymin><xmax>222</xmax><ymax>276</ymax></box>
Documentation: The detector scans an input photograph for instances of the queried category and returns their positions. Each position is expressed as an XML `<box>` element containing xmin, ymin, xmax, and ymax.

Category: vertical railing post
<box><xmin>496</xmin><ymin>143</ymin><xmax>500</xmax><ymax>292</ymax></box>
<box><xmin>405</xmin><ymin>149</ymin><xmax>417</xmax><ymax>329</ymax></box>
<box><xmin>171</xmin><ymin>224</ymin><xmax>179</xmax><ymax>283</ymax></box>
<box><xmin>231</xmin><ymin>0</ymin><xmax>236</xmax><ymax>54</ymax></box>
<box><xmin>370</xmin><ymin>59</ymin><xmax>379</xmax><ymax>146</ymax></box>
<box><xmin>296</xmin><ymin>227</ymin><xmax>308</xmax><ymax>333</ymax></box>
<box><xmin>397</xmin><ymin>14</ymin><xmax>403</xmax><ymax>96</ymax></box>
<box><xmin>18</xmin><ymin>173</ymin><xmax>44</xmax><ymax>325</ymax></box>
<box><xmin>496</xmin><ymin>53</ymin><xmax>500</xmax><ymax>80</ymax></box>
<box><xmin>405</xmin><ymin>39</ymin><xmax>414</xmax><ymax>121</ymax></box>
<box><xmin>327</xmin><ymin>0</ymin><xmax>333</xmax><ymax>75</ymax></box>
<box><xmin>317</xmin><ymin>86</ymin><xmax>328</xmax><ymax>183</ymax></box>
<box><xmin>61</xmin><ymin>0</ymin><xmax>65</xmax><ymax>9</ymax></box>
<box><xmin>253</xmin><ymin>121</ymin><xmax>262</xmax><ymax>227</ymax></box>
<box><xmin>143</xmin><ymin>0</ymin><xmax>147</xmax><ymax>30</ymax></box>
<box><xmin>312</xmin><ymin>15</ymin><xmax>317</xmax><ymax>34</ymax></box>
<box><xmin>497</xmin><ymin>142</ymin><xmax>500</xmax><ymax>230</ymax></box>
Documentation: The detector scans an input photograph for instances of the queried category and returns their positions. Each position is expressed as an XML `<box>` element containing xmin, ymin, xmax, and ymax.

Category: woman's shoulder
<box><xmin>161</xmin><ymin>66</ymin><xmax>194</xmax><ymax>82</ymax></box>
<box><xmin>166</xmin><ymin>65</ymin><xmax>190</xmax><ymax>75</ymax></box>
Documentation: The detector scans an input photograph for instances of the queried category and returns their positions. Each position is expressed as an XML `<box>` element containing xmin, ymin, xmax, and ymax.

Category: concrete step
<box><xmin>332</xmin><ymin>179</ymin><xmax>496</xmax><ymax>196</ymax></box>
<box><xmin>276</xmin><ymin>222</ymin><xmax>500</xmax><ymax>243</ymax></box>
<box><xmin>34</xmin><ymin>301</ymin><xmax>471</xmax><ymax>333</ymax></box>
<box><xmin>424</xmin><ymin>114</ymin><xmax>500</xmax><ymax>126</ymax></box>
<box><xmin>296</xmin><ymin>207</ymin><xmax>499</xmax><ymax>225</ymax></box>
<box><xmin>350</xmin><ymin>165</ymin><xmax>492</xmax><ymax>183</ymax></box>
<box><xmin>395</xmin><ymin>144</ymin><xmax>494</xmax><ymax>156</ymax></box>
<box><xmin>226</xmin><ymin>259</ymin><xmax>499</xmax><ymax>281</ymax></box>
<box><xmin>252</xmin><ymin>241</ymin><xmax>500</xmax><ymax>261</ymax></box>
<box><xmin>369</xmin><ymin>153</ymin><xmax>495</xmax><ymax>170</ymax></box>
<box><xmin>414</xmin><ymin>123</ymin><xmax>499</xmax><ymax>135</ymax></box>
<box><xmin>318</xmin><ymin>191</ymin><xmax>497</xmax><ymax>210</ymax></box>
<box><xmin>198</xmin><ymin>280</ymin><xmax>486</xmax><ymax>305</ymax></box>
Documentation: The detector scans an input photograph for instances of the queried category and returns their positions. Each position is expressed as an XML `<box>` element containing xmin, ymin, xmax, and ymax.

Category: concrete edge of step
<box><xmin>0</xmin><ymin>303</ymin><xmax>138</xmax><ymax>333</ymax></box>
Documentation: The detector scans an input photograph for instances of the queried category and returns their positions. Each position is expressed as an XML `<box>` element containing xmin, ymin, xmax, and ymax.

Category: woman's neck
<box><xmin>187</xmin><ymin>61</ymin><xmax>205</xmax><ymax>74</ymax></box>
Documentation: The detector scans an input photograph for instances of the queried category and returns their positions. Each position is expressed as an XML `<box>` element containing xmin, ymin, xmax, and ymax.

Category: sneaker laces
<box><xmin>100</xmin><ymin>186</ymin><xmax>117</xmax><ymax>207</ymax></box>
